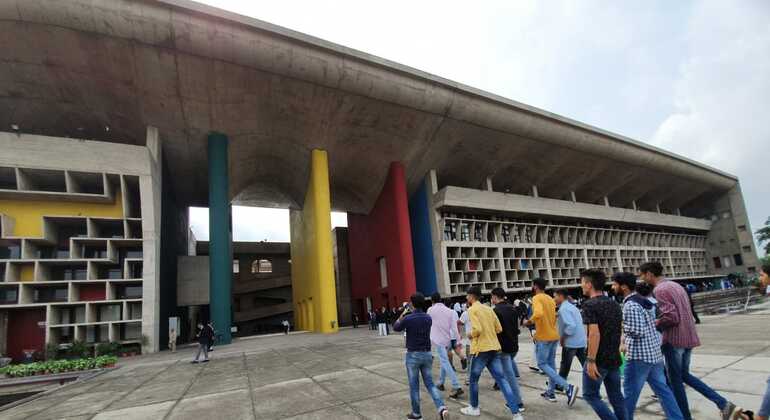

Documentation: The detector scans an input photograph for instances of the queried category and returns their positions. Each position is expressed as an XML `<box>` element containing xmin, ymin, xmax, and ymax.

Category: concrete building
<box><xmin>0</xmin><ymin>0</ymin><xmax>760</xmax><ymax>358</ymax></box>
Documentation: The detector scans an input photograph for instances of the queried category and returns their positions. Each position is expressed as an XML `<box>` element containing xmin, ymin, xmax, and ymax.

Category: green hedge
<box><xmin>0</xmin><ymin>355</ymin><xmax>117</xmax><ymax>378</ymax></box>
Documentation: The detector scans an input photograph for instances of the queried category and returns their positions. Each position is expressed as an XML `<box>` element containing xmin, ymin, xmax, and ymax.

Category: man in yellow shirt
<box><xmin>523</xmin><ymin>278</ymin><xmax>578</xmax><ymax>406</ymax></box>
<box><xmin>460</xmin><ymin>286</ymin><xmax>523</xmax><ymax>419</ymax></box>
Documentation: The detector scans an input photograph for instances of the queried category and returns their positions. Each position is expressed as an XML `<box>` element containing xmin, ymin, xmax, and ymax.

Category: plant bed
<box><xmin>0</xmin><ymin>356</ymin><xmax>118</xmax><ymax>378</ymax></box>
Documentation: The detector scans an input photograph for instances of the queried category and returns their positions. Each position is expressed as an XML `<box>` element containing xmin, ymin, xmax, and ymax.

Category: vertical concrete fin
<box><xmin>207</xmin><ymin>132</ymin><xmax>233</xmax><ymax>344</ymax></box>
<box><xmin>290</xmin><ymin>150</ymin><xmax>338</xmax><ymax>333</ymax></box>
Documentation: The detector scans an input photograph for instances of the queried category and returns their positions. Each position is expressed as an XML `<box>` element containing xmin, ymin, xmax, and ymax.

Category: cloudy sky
<box><xmin>190</xmin><ymin>0</ymin><xmax>769</xmax><ymax>246</ymax></box>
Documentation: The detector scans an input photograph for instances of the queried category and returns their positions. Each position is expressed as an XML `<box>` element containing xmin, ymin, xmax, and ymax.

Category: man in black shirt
<box><xmin>491</xmin><ymin>287</ymin><xmax>525</xmax><ymax>413</ymax></box>
<box><xmin>393</xmin><ymin>292</ymin><xmax>449</xmax><ymax>420</ymax></box>
<box><xmin>580</xmin><ymin>269</ymin><xmax>627</xmax><ymax>420</ymax></box>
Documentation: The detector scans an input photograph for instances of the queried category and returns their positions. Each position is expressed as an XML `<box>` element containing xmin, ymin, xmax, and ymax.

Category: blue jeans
<box><xmin>436</xmin><ymin>344</ymin><xmax>461</xmax><ymax>389</ymax></box>
<box><xmin>469</xmin><ymin>351</ymin><xmax>519</xmax><ymax>414</ymax></box>
<box><xmin>535</xmin><ymin>340</ymin><xmax>569</xmax><ymax>395</ymax></box>
<box><xmin>759</xmin><ymin>376</ymin><xmax>770</xmax><ymax>417</ymax></box>
<box><xmin>623</xmin><ymin>360</ymin><xmax>683</xmax><ymax>420</ymax></box>
<box><xmin>405</xmin><ymin>351</ymin><xmax>446</xmax><ymax>416</ymax></box>
<box><xmin>499</xmin><ymin>352</ymin><xmax>523</xmax><ymax>407</ymax></box>
<box><xmin>661</xmin><ymin>344</ymin><xmax>726</xmax><ymax>420</ymax></box>
<box><xmin>583</xmin><ymin>366</ymin><xmax>627</xmax><ymax>420</ymax></box>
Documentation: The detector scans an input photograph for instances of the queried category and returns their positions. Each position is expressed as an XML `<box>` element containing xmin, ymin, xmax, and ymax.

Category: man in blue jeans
<box><xmin>490</xmin><ymin>287</ymin><xmax>525</xmax><ymax>413</ymax></box>
<box><xmin>611</xmin><ymin>272</ymin><xmax>683</xmax><ymax>420</ymax></box>
<box><xmin>640</xmin><ymin>262</ymin><xmax>741</xmax><ymax>420</ymax></box>
<box><xmin>580</xmin><ymin>269</ymin><xmax>627</xmax><ymax>420</ymax></box>
<box><xmin>460</xmin><ymin>286</ymin><xmax>523</xmax><ymax>419</ymax></box>
<box><xmin>428</xmin><ymin>293</ymin><xmax>464</xmax><ymax>399</ymax></box>
<box><xmin>393</xmin><ymin>292</ymin><xmax>449</xmax><ymax>420</ymax></box>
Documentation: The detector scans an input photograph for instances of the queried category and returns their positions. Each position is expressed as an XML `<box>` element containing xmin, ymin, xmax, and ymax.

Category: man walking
<box><xmin>191</xmin><ymin>321</ymin><xmax>213</xmax><ymax>363</ymax></box>
<box><xmin>523</xmin><ymin>278</ymin><xmax>578</xmax><ymax>405</ymax></box>
<box><xmin>611</xmin><ymin>272</ymin><xmax>683</xmax><ymax>420</ymax></box>
<box><xmin>640</xmin><ymin>262</ymin><xmax>742</xmax><ymax>420</ymax></box>
<box><xmin>393</xmin><ymin>293</ymin><xmax>450</xmax><ymax>420</ymax></box>
<box><xmin>428</xmin><ymin>293</ymin><xmax>464</xmax><ymax>399</ymax></box>
<box><xmin>460</xmin><ymin>286</ymin><xmax>524</xmax><ymax>419</ymax></box>
<box><xmin>377</xmin><ymin>307</ymin><xmax>389</xmax><ymax>336</ymax></box>
<box><xmin>490</xmin><ymin>287</ymin><xmax>525</xmax><ymax>413</ymax></box>
<box><xmin>580</xmin><ymin>269</ymin><xmax>626</xmax><ymax>420</ymax></box>
<box><xmin>554</xmin><ymin>289</ymin><xmax>587</xmax><ymax>388</ymax></box>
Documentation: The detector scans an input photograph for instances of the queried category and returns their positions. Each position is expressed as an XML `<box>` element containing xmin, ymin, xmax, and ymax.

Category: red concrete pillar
<box><xmin>348</xmin><ymin>162</ymin><xmax>417</xmax><ymax>311</ymax></box>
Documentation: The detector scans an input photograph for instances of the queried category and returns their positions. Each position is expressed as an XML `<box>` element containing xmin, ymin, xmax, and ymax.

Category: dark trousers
<box><xmin>559</xmin><ymin>346</ymin><xmax>587</xmax><ymax>380</ymax></box>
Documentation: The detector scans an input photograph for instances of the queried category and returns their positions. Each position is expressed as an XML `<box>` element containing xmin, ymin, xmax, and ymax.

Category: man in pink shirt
<box><xmin>428</xmin><ymin>293</ymin><xmax>464</xmax><ymax>399</ymax></box>
<box><xmin>639</xmin><ymin>262</ymin><xmax>741</xmax><ymax>420</ymax></box>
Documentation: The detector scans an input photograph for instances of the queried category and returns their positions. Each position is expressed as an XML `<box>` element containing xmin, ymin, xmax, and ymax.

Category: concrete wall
<box><xmin>177</xmin><ymin>256</ymin><xmax>210</xmax><ymax>306</ymax></box>
<box><xmin>332</xmin><ymin>228</ymin><xmax>353</xmax><ymax>326</ymax></box>
<box><xmin>705</xmin><ymin>184</ymin><xmax>760</xmax><ymax>276</ymax></box>
<box><xmin>348</xmin><ymin>163</ymin><xmax>417</xmax><ymax>313</ymax></box>
<box><xmin>409</xmin><ymin>179</ymin><xmax>438</xmax><ymax>295</ymax></box>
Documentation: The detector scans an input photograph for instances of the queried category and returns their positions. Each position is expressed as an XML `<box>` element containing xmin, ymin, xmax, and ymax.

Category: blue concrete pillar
<box><xmin>208</xmin><ymin>132</ymin><xmax>232</xmax><ymax>344</ymax></box>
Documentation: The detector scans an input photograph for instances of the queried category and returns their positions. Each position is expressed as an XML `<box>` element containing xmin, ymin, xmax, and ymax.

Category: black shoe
<box><xmin>493</xmin><ymin>382</ymin><xmax>500</xmax><ymax>391</ymax></box>
<box><xmin>406</xmin><ymin>413</ymin><xmax>423</xmax><ymax>420</ymax></box>
<box><xmin>461</xmin><ymin>358</ymin><xmax>468</xmax><ymax>370</ymax></box>
<box><xmin>436</xmin><ymin>384</ymin><xmax>445</xmax><ymax>391</ymax></box>
<box><xmin>449</xmin><ymin>388</ymin><xmax>464</xmax><ymax>399</ymax></box>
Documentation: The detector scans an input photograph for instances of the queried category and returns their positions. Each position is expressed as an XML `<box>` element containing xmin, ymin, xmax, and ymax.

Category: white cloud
<box><xmin>651</xmin><ymin>1</ymin><xmax>770</xmax><ymax>236</ymax></box>
<box><xmin>192</xmin><ymin>0</ymin><xmax>769</xmax><ymax>246</ymax></box>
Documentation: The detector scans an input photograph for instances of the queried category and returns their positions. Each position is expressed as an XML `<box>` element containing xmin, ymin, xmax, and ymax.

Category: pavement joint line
<box><xmin>87</xmin><ymin>359</ymin><xmax>182</xmax><ymax>420</ymax></box>
<box><xmin>242</xmin><ymin>353</ymin><xmax>258</xmax><ymax>420</ymax></box>
<box><xmin>1</xmin><ymin>368</ymin><xmax>110</xmax><ymax>417</ymax></box>
<box><xmin>159</xmin><ymin>359</ymin><xmax>209</xmax><ymax>420</ymax></box>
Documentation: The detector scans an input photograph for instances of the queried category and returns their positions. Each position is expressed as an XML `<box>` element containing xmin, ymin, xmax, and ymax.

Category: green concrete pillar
<box><xmin>208</xmin><ymin>132</ymin><xmax>232</xmax><ymax>344</ymax></box>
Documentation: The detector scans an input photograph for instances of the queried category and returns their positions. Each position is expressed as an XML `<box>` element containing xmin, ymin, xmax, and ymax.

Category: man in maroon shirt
<box><xmin>639</xmin><ymin>262</ymin><xmax>741</xmax><ymax>420</ymax></box>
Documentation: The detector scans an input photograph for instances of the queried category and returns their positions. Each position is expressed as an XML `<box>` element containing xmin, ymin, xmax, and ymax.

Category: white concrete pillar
<box><xmin>570</xmin><ymin>191</ymin><xmax>577</xmax><ymax>203</ymax></box>
<box><xmin>603</xmin><ymin>196</ymin><xmax>610</xmax><ymax>207</ymax></box>
<box><xmin>632</xmin><ymin>200</ymin><xmax>638</xmax><ymax>211</ymax></box>
<box><xmin>532</xmin><ymin>185</ymin><xmax>539</xmax><ymax>198</ymax></box>
<box><xmin>656</xmin><ymin>203</ymin><xmax>662</xmax><ymax>214</ymax></box>
<box><xmin>485</xmin><ymin>176</ymin><xmax>494</xmax><ymax>192</ymax></box>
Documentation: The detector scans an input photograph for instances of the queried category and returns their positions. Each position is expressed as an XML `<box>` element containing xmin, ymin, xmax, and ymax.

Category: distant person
<box><xmin>377</xmin><ymin>307</ymin><xmax>389</xmax><ymax>336</ymax></box>
<box><xmin>523</xmin><ymin>278</ymin><xmax>578</xmax><ymax>405</ymax></box>
<box><xmin>580</xmin><ymin>269</ymin><xmax>626</xmax><ymax>420</ymax></box>
<box><xmin>168</xmin><ymin>328</ymin><xmax>177</xmax><ymax>353</ymax></box>
<box><xmin>459</xmin><ymin>305</ymin><xmax>473</xmax><ymax>385</ymax></box>
<box><xmin>427</xmin><ymin>293</ymin><xmax>464</xmax><ymax>399</ymax></box>
<box><xmin>461</xmin><ymin>286</ymin><xmax>523</xmax><ymax>419</ymax></box>
<box><xmin>352</xmin><ymin>312</ymin><xmax>359</xmax><ymax>328</ymax></box>
<box><xmin>191</xmin><ymin>322</ymin><xmax>213</xmax><ymax>363</ymax></box>
<box><xmin>447</xmin><ymin>307</ymin><xmax>468</xmax><ymax>371</ymax></box>
<box><xmin>554</xmin><ymin>289</ymin><xmax>587</xmax><ymax>388</ymax></box>
<box><xmin>490</xmin><ymin>287</ymin><xmax>525</xmax><ymax>413</ymax></box>
<box><xmin>369</xmin><ymin>310</ymin><xmax>377</xmax><ymax>331</ymax></box>
<box><xmin>282</xmin><ymin>319</ymin><xmax>290</xmax><ymax>334</ymax></box>
<box><xmin>453</xmin><ymin>301</ymin><xmax>463</xmax><ymax>316</ymax></box>
<box><xmin>640</xmin><ymin>261</ymin><xmax>741</xmax><ymax>420</ymax></box>
<box><xmin>612</xmin><ymin>272</ymin><xmax>683</xmax><ymax>420</ymax></box>
<box><xmin>393</xmin><ymin>293</ymin><xmax>450</xmax><ymax>420</ymax></box>
<box><xmin>207</xmin><ymin>321</ymin><xmax>216</xmax><ymax>352</ymax></box>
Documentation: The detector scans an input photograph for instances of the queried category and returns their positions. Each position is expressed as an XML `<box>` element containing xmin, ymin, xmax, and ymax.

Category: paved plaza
<box><xmin>3</xmin><ymin>305</ymin><xmax>769</xmax><ymax>420</ymax></box>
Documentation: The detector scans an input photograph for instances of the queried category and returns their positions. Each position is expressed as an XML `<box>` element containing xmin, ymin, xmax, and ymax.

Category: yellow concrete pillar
<box><xmin>289</xmin><ymin>150</ymin><xmax>338</xmax><ymax>333</ymax></box>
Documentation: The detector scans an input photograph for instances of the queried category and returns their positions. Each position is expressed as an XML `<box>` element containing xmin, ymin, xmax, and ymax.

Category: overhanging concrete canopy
<box><xmin>0</xmin><ymin>0</ymin><xmax>738</xmax><ymax>214</ymax></box>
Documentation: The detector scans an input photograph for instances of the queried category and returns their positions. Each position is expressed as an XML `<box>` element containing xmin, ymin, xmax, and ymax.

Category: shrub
<box><xmin>95</xmin><ymin>342</ymin><xmax>120</xmax><ymax>356</ymax></box>
<box><xmin>68</xmin><ymin>341</ymin><xmax>89</xmax><ymax>359</ymax></box>
<box><xmin>0</xmin><ymin>356</ymin><xmax>117</xmax><ymax>378</ymax></box>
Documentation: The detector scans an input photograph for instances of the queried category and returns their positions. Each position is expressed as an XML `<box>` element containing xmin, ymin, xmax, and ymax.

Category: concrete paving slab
<box><xmin>314</xmin><ymin>368</ymin><xmax>407</xmax><ymax>403</ymax></box>
<box><xmin>249</xmin><ymin>365</ymin><xmax>308</xmax><ymax>388</ymax></box>
<box><xmin>92</xmin><ymin>401</ymin><xmax>175</xmax><ymax>420</ymax></box>
<box><xmin>186</xmin><ymin>371</ymin><xmax>249</xmax><ymax>397</ymax></box>
<box><xmin>729</xmin><ymin>357</ymin><xmax>770</xmax><ymax>373</ymax></box>
<box><xmin>108</xmin><ymin>378</ymin><xmax>191</xmax><ymax>410</ymax></box>
<box><xmin>28</xmin><ymin>391</ymin><xmax>127</xmax><ymax>419</ymax></box>
<box><xmin>251</xmin><ymin>378</ymin><xmax>341</xmax><ymax>419</ymax></box>
<box><xmin>701</xmin><ymin>368</ymin><xmax>770</xmax><ymax>395</ymax></box>
<box><xmin>283</xmin><ymin>404</ymin><xmax>361</xmax><ymax>419</ymax></box>
<box><xmin>167</xmin><ymin>389</ymin><xmax>253</xmax><ymax>420</ymax></box>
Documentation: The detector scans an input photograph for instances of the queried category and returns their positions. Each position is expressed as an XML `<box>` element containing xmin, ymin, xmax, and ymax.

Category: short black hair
<box><xmin>554</xmin><ymin>289</ymin><xmax>569</xmax><ymax>297</ymax></box>
<box><xmin>466</xmin><ymin>286</ymin><xmax>482</xmax><ymax>299</ymax></box>
<box><xmin>491</xmin><ymin>287</ymin><xmax>506</xmax><ymax>299</ymax></box>
<box><xmin>532</xmin><ymin>277</ymin><xmax>548</xmax><ymax>291</ymax></box>
<box><xmin>430</xmin><ymin>292</ymin><xmax>442</xmax><ymax>304</ymax></box>
<box><xmin>639</xmin><ymin>261</ymin><xmax>664</xmax><ymax>277</ymax></box>
<box><xmin>612</xmin><ymin>271</ymin><xmax>637</xmax><ymax>292</ymax></box>
<box><xmin>636</xmin><ymin>282</ymin><xmax>653</xmax><ymax>297</ymax></box>
<box><xmin>410</xmin><ymin>292</ymin><xmax>425</xmax><ymax>308</ymax></box>
<box><xmin>581</xmin><ymin>269</ymin><xmax>607</xmax><ymax>291</ymax></box>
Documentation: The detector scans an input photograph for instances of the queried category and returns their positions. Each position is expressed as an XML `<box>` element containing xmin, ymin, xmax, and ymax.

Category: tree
<box><xmin>756</xmin><ymin>217</ymin><xmax>770</xmax><ymax>255</ymax></box>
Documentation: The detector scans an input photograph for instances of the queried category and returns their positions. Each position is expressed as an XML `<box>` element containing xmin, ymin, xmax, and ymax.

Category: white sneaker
<box><xmin>460</xmin><ymin>406</ymin><xmax>480</xmax><ymax>416</ymax></box>
<box><xmin>512</xmin><ymin>414</ymin><xmax>524</xmax><ymax>420</ymax></box>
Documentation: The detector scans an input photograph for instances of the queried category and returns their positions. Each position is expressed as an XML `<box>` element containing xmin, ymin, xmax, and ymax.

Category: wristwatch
<box><xmin>586</xmin><ymin>357</ymin><xmax>596</xmax><ymax>364</ymax></box>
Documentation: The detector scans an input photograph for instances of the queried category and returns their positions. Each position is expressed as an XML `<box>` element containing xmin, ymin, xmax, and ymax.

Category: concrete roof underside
<box><xmin>0</xmin><ymin>0</ymin><xmax>738</xmax><ymax>215</ymax></box>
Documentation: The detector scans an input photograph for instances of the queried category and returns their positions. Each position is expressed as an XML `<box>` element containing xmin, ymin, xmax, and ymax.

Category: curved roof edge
<box><xmin>158</xmin><ymin>0</ymin><xmax>738</xmax><ymax>183</ymax></box>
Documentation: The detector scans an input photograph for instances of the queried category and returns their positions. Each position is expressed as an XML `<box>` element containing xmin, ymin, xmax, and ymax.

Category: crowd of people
<box><xmin>386</xmin><ymin>260</ymin><xmax>770</xmax><ymax>420</ymax></box>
